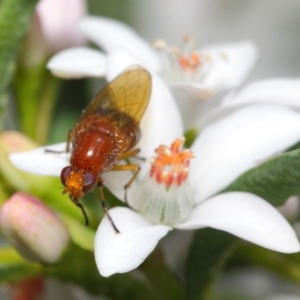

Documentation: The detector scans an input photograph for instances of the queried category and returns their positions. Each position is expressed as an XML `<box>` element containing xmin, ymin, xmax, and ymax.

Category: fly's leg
<box><xmin>114</xmin><ymin>148</ymin><xmax>143</xmax><ymax>205</ymax></box>
<box><xmin>65</xmin><ymin>130</ymin><xmax>72</xmax><ymax>152</ymax></box>
<box><xmin>45</xmin><ymin>130</ymin><xmax>72</xmax><ymax>154</ymax></box>
<box><xmin>98</xmin><ymin>180</ymin><xmax>120</xmax><ymax>234</ymax></box>
<box><xmin>111</xmin><ymin>164</ymin><xmax>141</xmax><ymax>206</ymax></box>
<box><xmin>71</xmin><ymin>199</ymin><xmax>89</xmax><ymax>226</ymax></box>
<box><xmin>45</xmin><ymin>149</ymin><xmax>68</xmax><ymax>154</ymax></box>
<box><xmin>121</xmin><ymin>148</ymin><xmax>146</xmax><ymax>162</ymax></box>
<box><xmin>121</xmin><ymin>148</ymin><xmax>140</xmax><ymax>159</ymax></box>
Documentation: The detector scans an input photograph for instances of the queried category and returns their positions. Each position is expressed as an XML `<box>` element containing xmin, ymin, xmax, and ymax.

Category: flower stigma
<box><xmin>131</xmin><ymin>138</ymin><xmax>195</xmax><ymax>226</ymax></box>
<box><xmin>153</xmin><ymin>36</ymin><xmax>228</xmax><ymax>84</ymax></box>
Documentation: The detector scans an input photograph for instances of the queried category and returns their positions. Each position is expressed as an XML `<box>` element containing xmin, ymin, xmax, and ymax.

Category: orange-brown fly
<box><xmin>47</xmin><ymin>67</ymin><xmax>151</xmax><ymax>233</ymax></box>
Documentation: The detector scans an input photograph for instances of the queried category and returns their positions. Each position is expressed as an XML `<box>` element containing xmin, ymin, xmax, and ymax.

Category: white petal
<box><xmin>79</xmin><ymin>16</ymin><xmax>160</xmax><ymax>72</ymax></box>
<box><xmin>47</xmin><ymin>47</ymin><xmax>106</xmax><ymax>78</ymax></box>
<box><xmin>190</xmin><ymin>104</ymin><xmax>300</xmax><ymax>203</ymax></box>
<box><xmin>9</xmin><ymin>143</ymin><xmax>69</xmax><ymax>176</ymax></box>
<box><xmin>170</xmin><ymin>82</ymin><xmax>214</xmax><ymax>101</ymax></box>
<box><xmin>137</xmin><ymin>74</ymin><xmax>183</xmax><ymax>161</ymax></box>
<box><xmin>102</xmin><ymin>168</ymin><xmax>133</xmax><ymax>201</ymax></box>
<box><xmin>94</xmin><ymin>207</ymin><xmax>171</xmax><ymax>277</ymax></box>
<box><xmin>201</xmin><ymin>40</ymin><xmax>258</xmax><ymax>89</ymax></box>
<box><xmin>170</xmin><ymin>82</ymin><xmax>223</xmax><ymax>130</ymax></box>
<box><xmin>106</xmin><ymin>48</ymin><xmax>157</xmax><ymax>79</ymax></box>
<box><xmin>222</xmin><ymin>78</ymin><xmax>300</xmax><ymax>109</ymax></box>
<box><xmin>176</xmin><ymin>192</ymin><xmax>300</xmax><ymax>253</ymax></box>
<box><xmin>198</xmin><ymin>78</ymin><xmax>300</xmax><ymax>128</ymax></box>
<box><xmin>103</xmin><ymin>50</ymin><xmax>183</xmax><ymax>200</ymax></box>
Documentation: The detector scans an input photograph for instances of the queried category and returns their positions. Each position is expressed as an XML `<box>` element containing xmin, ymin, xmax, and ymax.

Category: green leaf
<box><xmin>223</xmin><ymin>149</ymin><xmax>300</xmax><ymax>206</ymax></box>
<box><xmin>0</xmin><ymin>0</ymin><xmax>39</xmax><ymax>126</ymax></box>
<box><xmin>185</xmin><ymin>228</ymin><xmax>237</xmax><ymax>300</ymax></box>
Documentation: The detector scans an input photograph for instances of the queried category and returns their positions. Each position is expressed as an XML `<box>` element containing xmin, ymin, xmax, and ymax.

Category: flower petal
<box><xmin>47</xmin><ymin>47</ymin><xmax>106</xmax><ymax>78</ymax></box>
<box><xmin>176</xmin><ymin>192</ymin><xmax>300</xmax><ymax>253</ymax></box>
<box><xmin>94</xmin><ymin>207</ymin><xmax>171</xmax><ymax>277</ymax></box>
<box><xmin>190</xmin><ymin>104</ymin><xmax>300</xmax><ymax>203</ymax></box>
<box><xmin>222</xmin><ymin>78</ymin><xmax>300</xmax><ymax>109</ymax></box>
<box><xmin>79</xmin><ymin>16</ymin><xmax>160</xmax><ymax>72</ymax></box>
<box><xmin>201</xmin><ymin>40</ymin><xmax>258</xmax><ymax>89</ymax></box>
<box><xmin>9</xmin><ymin>143</ymin><xmax>68</xmax><ymax>176</ymax></box>
<box><xmin>137</xmin><ymin>74</ymin><xmax>184</xmax><ymax>161</ymax></box>
<box><xmin>106</xmin><ymin>48</ymin><xmax>157</xmax><ymax>79</ymax></box>
<box><xmin>197</xmin><ymin>78</ymin><xmax>300</xmax><ymax>129</ymax></box>
<box><xmin>170</xmin><ymin>82</ymin><xmax>224</xmax><ymax>130</ymax></box>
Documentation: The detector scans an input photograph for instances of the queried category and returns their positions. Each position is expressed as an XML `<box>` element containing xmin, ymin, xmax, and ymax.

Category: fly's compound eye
<box><xmin>60</xmin><ymin>166</ymin><xmax>72</xmax><ymax>186</ymax></box>
<box><xmin>82</xmin><ymin>173</ymin><xmax>97</xmax><ymax>193</ymax></box>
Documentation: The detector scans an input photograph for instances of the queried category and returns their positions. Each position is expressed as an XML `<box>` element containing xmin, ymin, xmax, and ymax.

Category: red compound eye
<box><xmin>82</xmin><ymin>173</ymin><xmax>97</xmax><ymax>193</ymax></box>
<box><xmin>60</xmin><ymin>166</ymin><xmax>71</xmax><ymax>186</ymax></box>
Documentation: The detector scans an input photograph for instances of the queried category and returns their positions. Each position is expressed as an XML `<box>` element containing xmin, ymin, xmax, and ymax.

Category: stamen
<box><xmin>152</xmin><ymin>36</ymin><xmax>228</xmax><ymax>84</ymax></box>
<box><xmin>150</xmin><ymin>137</ymin><xmax>194</xmax><ymax>188</ymax></box>
<box><xmin>179</xmin><ymin>53</ymin><xmax>201</xmax><ymax>72</ymax></box>
<box><xmin>131</xmin><ymin>138</ymin><xmax>195</xmax><ymax>226</ymax></box>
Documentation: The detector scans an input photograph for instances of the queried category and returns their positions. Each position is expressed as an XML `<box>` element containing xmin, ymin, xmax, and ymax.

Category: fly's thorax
<box><xmin>97</xmin><ymin>108</ymin><xmax>141</xmax><ymax>152</ymax></box>
<box><xmin>112</xmin><ymin>119</ymin><xmax>141</xmax><ymax>155</ymax></box>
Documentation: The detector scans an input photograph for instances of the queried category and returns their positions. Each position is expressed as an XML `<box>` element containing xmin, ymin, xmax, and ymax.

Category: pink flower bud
<box><xmin>0</xmin><ymin>131</ymin><xmax>38</xmax><ymax>153</ymax></box>
<box><xmin>0</xmin><ymin>192</ymin><xmax>70</xmax><ymax>263</ymax></box>
<box><xmin>36</xmin><ymin>0</ymin><xmax>87</xmax><ymax>53</ymax></box>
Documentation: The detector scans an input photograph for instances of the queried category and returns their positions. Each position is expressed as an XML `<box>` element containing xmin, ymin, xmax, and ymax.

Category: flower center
<box><xmin>150</xmin><ymin>137</ymin><xmax>194</xmax><ymax>188</ymax></box>
<box><xmin>131</xmin><ymin>138</ymin><xmax>195</xmax><ymax>226</ymax></box>
<box><xmin>153</xmin><ymin>36</ymin><xmax>227</xmax><ymax>85</ymax></box>
<box><xmin>179</xmin><ymin>52</ymin><xmax>201</xmax><ymax>72</ymax></box>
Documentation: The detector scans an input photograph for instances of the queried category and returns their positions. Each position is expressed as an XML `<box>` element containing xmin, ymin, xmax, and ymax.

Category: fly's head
<box><xmin>60</xmin><ymin>166</ymin><xmax>98</xmax><ymax>201</ymax></box>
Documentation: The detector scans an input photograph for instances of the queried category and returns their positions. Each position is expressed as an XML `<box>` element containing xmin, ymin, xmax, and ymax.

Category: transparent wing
<box><xmin>79</xmin><ymin>67</ymin><xmax>152</xmax><ymax>126</ymax></box>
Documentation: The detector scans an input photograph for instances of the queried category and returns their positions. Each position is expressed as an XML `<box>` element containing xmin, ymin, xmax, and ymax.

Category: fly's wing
<box><xmin>79</xmin><ymin>67</ymin><xmax>151</xmax><ymax>126</ymax></box>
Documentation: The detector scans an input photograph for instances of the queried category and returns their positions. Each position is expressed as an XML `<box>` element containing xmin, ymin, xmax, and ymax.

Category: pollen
<box><xmin>179</xmin><ymin>52</ymin><xmax>201</xmax><ymax>72</ymax></box>
<box><xmin>150</xmin><ymin>137</ymin><xmax>194</xmax><ymax>188</ymax></box>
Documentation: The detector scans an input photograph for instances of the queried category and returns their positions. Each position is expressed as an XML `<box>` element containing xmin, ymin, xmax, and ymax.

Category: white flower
<box><xmin>9</xmin><ymin>65</ymin><xmax>300</xmax><ymax>277</ymax></box>
<box><xmin>47</xmin><ymin>16</ymin><xmax>257</xmax><ymax>125</ymax></box>
<box><xmin>46</xmin><ymin>16</ymin><xmax>258</xmax><ymax>130</ymax></box>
